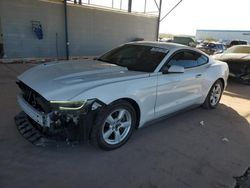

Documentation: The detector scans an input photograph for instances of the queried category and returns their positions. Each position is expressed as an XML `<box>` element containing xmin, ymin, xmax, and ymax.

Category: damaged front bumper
<box><xmin>15</xmin><ymin>94</ymin><xmax>105</xmax><ymax>146</ymax></box>
<box><xmin>17</xmin><ymin>94</ymin><xmax>51</xmax><ymax>127</ymax></box>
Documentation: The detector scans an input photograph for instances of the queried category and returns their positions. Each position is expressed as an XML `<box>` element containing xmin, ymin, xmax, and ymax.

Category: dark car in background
<box><xmin>172</xmin><ymin>36</ymin><xmax>196</xmax><ymax>47</ymax></box>
<box><xmin>213</xmin><ymin>45</ymin><xmax>250</xmax><ymax>84</ymax></box>
<box><xmin>197</xmin><ymin>42</ymin><xmax>225</xmax><ymax>55</ymax></box>
<box><xmin>229</xmin><ymin>40</ymin><xmax>248</xmax><ymax>47</ymax></box>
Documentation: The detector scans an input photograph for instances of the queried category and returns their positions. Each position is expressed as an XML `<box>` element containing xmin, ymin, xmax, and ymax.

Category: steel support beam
<box><xmin>128</xmin><ymin>0</ymin><xmax>132</xmax><ymax>12</ymax></box>
<box><xmin>160</xmin><ymin>0</ymin><xmax>183</xmax><ymax>22</ymax></box>
<box><xmin>156</xmin><ymin>0</ymin><xmax>162</xmax><ymax>41</ymax></box>
<box><xmin>64</xmin><ymin>0</ymin><xmax>69</xmax><ymax>60</ymax></box>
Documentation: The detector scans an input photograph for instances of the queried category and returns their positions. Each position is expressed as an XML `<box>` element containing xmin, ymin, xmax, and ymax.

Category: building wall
<box><xmin>196</xmin><ymin>30</ymin><xmax>250</xmax><ymax>42</ymax></box>
<box><xmin>0</xmin><ymin>17</ymin><xmax>3</xmax><ymax>44</ymax></box>
<box><xmin>0</xmin><ymin>0</ymin><xmax>158</xmax><ymax>59</ymax></box>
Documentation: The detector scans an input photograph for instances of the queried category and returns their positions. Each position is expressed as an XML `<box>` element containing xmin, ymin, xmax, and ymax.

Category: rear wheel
<box><xmin>203</xmin><ymin>80</ymin><xmax>223</xmax><ymax>109</ymax></box>
<box><xmin>91</xmin><ymin>101</ymin><xmax>136</xmax><ymax>150</ymax></box>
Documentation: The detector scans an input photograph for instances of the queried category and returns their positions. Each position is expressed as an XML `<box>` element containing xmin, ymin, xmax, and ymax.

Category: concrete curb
<box><xmin>0</xmin><ymin>56</ymin><xmax>96</xmax><ymax>64</ymax></box>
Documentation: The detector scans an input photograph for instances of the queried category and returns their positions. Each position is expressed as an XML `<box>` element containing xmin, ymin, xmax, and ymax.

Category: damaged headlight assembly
<box><xmin>46</xmin><ymin>99</ymin><xmax>104</xmax><ymax>129</ymax></box>
<box><xmin>49</xmin><ymin>99</ymin><xmax>104</xmax><ymax>112</ymax></box>
<box><xmin>50</xmin><ymin>100</ymin><xmax>87</xmax><ymax>111</ymax></box>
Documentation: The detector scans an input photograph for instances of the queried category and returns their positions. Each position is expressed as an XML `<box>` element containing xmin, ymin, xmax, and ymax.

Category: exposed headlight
<box><xmin>50</xmin><ymin>100</ymin><xmax>87</xmax><ymax>111</ymax></box>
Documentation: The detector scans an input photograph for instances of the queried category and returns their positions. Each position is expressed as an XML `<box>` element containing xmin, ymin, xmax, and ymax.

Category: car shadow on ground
<box><xmin>129</xmin><ymin>104</ymin><xmax>250</xmax><ymax>188</ymax></box>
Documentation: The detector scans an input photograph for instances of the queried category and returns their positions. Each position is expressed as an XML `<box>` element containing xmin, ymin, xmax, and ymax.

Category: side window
<box><xmin>197</xmin><ymin>54</ymin><xmax>208</xmax><ymax>66</ymax></box>
<box><xmin>168</xmin><ymin>51</ymin><xmax>208</xmax><ymax>69</ymax></box>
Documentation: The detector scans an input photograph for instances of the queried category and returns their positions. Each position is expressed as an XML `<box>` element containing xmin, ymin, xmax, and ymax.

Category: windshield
<box><xmin>98</xmin><ymin>44</ymin><xmax>169</xmax><ymax>72</ymax></box>
<box><xmin>225</xmin><ymin>45</ymin><xmax>250</xmax><ymax>54</ymax></box>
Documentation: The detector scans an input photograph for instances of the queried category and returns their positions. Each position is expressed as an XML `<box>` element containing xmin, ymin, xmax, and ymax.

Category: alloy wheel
<box><xmin>102</xmin><ymin>109</ymin><xmax>132</xmax><ymax>145</ymax></box>
<box><xmin>210</xmin><ymin>83</ymin><xmax>222</xmax><ymax>106</ymax></box>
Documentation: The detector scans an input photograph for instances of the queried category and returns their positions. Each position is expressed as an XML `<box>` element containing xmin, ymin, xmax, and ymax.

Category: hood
<box><xmin>18</xmin><ymin>60</ymin><xmax>149</xmax><ymax>101</ymax></box>
<box><xmin>213</xmin><ymin>53</ymin><xmax>250</xmax><ymax>61</ymax></box>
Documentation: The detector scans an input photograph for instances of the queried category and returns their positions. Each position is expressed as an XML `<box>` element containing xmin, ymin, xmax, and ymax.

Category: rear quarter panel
<box><xmin>202</xmin><ymin>58</ymin><xmax>229</xmax><ymax>101</ymax></box>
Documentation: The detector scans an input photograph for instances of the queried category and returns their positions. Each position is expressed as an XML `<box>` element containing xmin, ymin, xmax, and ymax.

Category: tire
<box><xmin>239</xmin><ymin>73</ymin><xmax>250</xmax><ymax>85</ymax></box>
<box><xmin>202</xmin><ymin>80</ymin><xmax>223</xmax><ymax>109</ymax></box>
<box><xmin>91</xmin><ymin>100</ymin><xmax>137</xmax><ymax>150</ymax></box>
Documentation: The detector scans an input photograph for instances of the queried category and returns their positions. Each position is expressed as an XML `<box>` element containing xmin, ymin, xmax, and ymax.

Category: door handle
<box><xmin>195</xmin><ymin>74</ymin><xmax>202</xmax><ymax>78</ymax></box>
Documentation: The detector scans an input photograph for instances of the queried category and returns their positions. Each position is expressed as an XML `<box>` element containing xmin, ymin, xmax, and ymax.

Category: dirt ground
<box><xmin>0</xmin><ymin>63</ymin><xmax>249</xmax><ymax>188</ymax></box>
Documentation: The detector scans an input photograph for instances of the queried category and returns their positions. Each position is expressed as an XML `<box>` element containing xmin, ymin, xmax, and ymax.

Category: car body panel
<box><xmin>71</xmin><ymin>74</ymin><xmax>158</xmax><ymax>126</ymax></box>
<box><xmin>155</xmin><ymin>68</ymin><xmax>203</xmax><ymax>117</ymax></box>
<box><xmin>18</xmin><ymin>60</ymin><xmax>149</xmax><ymax>101</ymax></box>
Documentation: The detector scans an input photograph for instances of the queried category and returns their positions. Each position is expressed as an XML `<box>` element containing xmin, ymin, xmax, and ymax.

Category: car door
<box><xmin>154</xmin><ymin>50</ymin><xmax>208</xmax><ymax>118</ymax></box>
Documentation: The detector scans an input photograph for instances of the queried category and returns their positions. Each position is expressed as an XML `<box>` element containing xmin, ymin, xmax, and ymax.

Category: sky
<box><xmin>159</xmin><ymin>0</ymin><xmax>250</xmax><ymax>35</ymax></box>
<box><xmin>87</xmin><ymin>0</ymin><xmax>250</xmax><ymax>36</ymax></box>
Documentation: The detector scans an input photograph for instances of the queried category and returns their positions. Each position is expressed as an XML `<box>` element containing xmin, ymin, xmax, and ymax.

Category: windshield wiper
<box><xmin>97</xmin><ymin>58</ymin><xmax>128</xmax><ymax>69</ymax></box>
<box><xmin>96</xmin><ymin>58</ymin><xmax>111</xmax><ymax>63</ymax></box>
<box><xmin>97</xmin><ymin>58</ymin><xmax>122</xmax><ymax>67</ymax></box>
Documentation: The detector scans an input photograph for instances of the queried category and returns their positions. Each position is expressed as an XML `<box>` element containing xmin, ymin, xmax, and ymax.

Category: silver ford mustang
<box><xmin>16</xmin><ymin>42</ymin><xmax>229</xmax><ymax>150</ymax></box>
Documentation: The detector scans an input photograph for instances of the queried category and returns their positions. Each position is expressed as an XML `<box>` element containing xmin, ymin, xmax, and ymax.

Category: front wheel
<box><xmin>203</xmin><ymin>80</ymin><xmax>223</xmax><ymax>109</ymax></box>
<box><xmin>91</xmin><ymin>101</ymin><xmax>137</xmax><ymax>150</ymax></box>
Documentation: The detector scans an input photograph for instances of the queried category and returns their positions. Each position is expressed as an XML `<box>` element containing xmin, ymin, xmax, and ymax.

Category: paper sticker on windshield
<box><xmin>150</xmin><ymin>47</ymin><xmax>169</xmax><ymax>53</ymax></box>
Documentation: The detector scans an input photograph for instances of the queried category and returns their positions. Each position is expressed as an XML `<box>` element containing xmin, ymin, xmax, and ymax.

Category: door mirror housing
<box><xmin>162</xmin><ymin>65</ymin><xmax>185</xmax><ymax>74</ymax></box>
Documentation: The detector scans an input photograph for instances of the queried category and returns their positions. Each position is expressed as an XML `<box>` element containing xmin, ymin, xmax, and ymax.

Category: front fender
<box><xmin>71</xmin><ymin>76</ymin><xmax>158</xmax><ymax>127</ymax></box>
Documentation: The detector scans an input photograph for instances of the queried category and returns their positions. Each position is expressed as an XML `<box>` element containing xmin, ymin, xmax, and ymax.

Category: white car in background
<box><xmin>15</xmin><ymin>42</ymin><xmax>229</xmax><ymax>150</ymax></box>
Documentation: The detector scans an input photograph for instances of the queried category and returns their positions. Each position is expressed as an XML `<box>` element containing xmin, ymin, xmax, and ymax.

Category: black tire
<box><xmin>239</xmin><ymin>73</ymin><xmax>250</xmax><ymax>85</ymax></box>
<box><xmin>202</xmin><ymin>80</ymin><xmax>223</xmax><ymax>109</ymax></box>
<box><xmin>91</xmin><ymin>100</ymin><xmax>137</xmax><ymax>150</ymax></box>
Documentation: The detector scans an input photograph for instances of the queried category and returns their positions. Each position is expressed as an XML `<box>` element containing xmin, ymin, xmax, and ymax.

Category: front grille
<box><xmin>17</xmin><ymin>81</ymin><xmax>51</xmax><ymax>113</ymax></box>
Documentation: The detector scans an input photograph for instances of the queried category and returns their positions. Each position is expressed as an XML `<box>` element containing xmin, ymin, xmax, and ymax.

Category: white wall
<box><xmin>196</xmin><ymin>30</ymin><xmax>250</xmax><ymax>42</ymax></box>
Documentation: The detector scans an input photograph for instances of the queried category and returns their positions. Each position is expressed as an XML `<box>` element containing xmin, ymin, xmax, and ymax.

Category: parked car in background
<box><xmin>213</xmin><ymin>45</ymin><xmax>250</xmax><ymax>84</ymax></box>
<box><xmin>16</xmin><ymin>42</ymin><xmax>229</xmax><ymax>150</ymax></box>
<box><xmin>172</xmin><ymin>36</ymin><xmax>196</xmax><ymax>47</ymax></box>
<box><xmin>197</xmin><ymin>42</ymin><xmax>226</xmax><ymax>55</ymax></box>
<box><xmin>228</xmin><ymin>40</ymin><xmax>248</xmax><ymax>47</ymax></box>
<box><xmin>159</xmin><ymin>38</ymin><xmax>173</xmax><ymax>42</ymax></box>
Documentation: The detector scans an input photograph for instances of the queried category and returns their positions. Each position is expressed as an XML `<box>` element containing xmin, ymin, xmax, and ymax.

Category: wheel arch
<box><xmin>218</xmin><ymin>77</ymin><xmax>225</xmax><ymax>90</ymax></box>
<box><xmin>109</xmin><ymin>98</ymin><xmax>141</xmax><ymax>129</ymax></box>
<box><xmin>202</xmin><ymin>77</ymin><xmax>225</xmax><ymax>105</ymax></box>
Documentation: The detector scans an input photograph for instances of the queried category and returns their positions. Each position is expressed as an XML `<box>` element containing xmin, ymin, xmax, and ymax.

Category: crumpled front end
<box><xmin>15</xmin><ymin>81</ymin><xmax>105</xmax><ymax>146</ymax></box>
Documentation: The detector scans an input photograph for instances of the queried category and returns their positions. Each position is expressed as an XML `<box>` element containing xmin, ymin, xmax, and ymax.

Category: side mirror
<box><xmin>162</xmin><ymin>65</ymin><xmax>184</xmax><ymax>74</ymax></box>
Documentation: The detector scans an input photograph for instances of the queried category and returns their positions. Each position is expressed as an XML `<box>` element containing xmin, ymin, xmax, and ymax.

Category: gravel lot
<box><xmin>0</xmin><ymin>63</ymin><xmax>250</xmax><ymax>188</ymax></box>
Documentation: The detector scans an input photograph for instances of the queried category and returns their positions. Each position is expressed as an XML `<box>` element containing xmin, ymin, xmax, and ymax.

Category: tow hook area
<box><xmin>234</xmin><ymin>167</ymin><xmax>250</xmax><ymax>188</ymax></box>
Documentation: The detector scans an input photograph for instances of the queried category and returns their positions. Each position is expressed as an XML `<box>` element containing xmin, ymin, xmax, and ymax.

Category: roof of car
<box><xmin>127</xmin><ymin>41</ymin><xmax>190</xmax><ymax>51</ymax></box>
<box><xmin>210</xmin><ymin>42</ymin><xmax>223</xmax><ymax>44</ymax></box>
<box><xmin>125</xmin><ymin>41</ymin><xmax>209</xmax><ymax>57</ymax></box>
